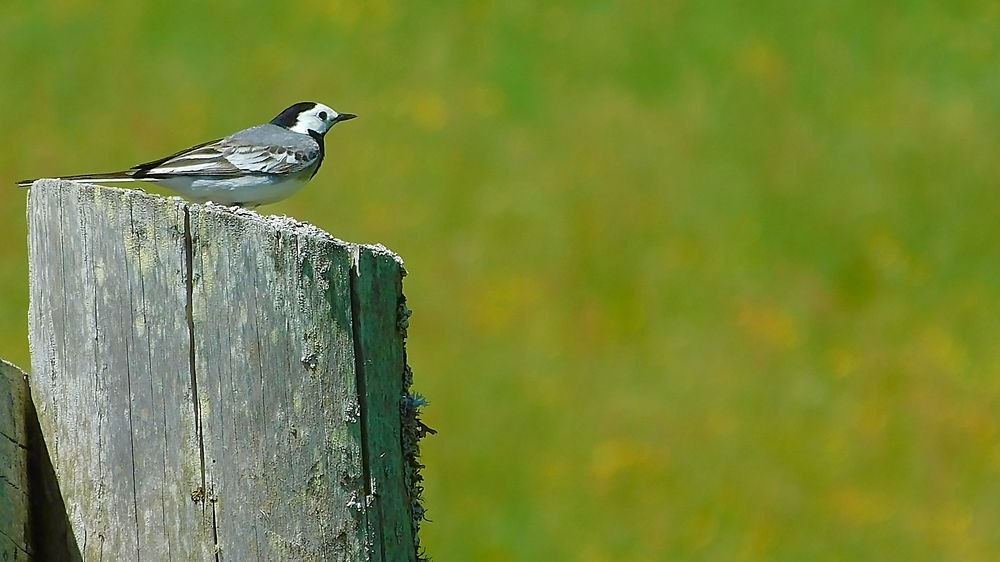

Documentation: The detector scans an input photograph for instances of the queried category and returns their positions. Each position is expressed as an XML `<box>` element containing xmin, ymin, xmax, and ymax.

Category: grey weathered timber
<box><xmin>27</xmin><ymin>179</ymin><xmax>418</xmax><ymax>561</ymax></box>
<box><xmin>0</xmin><ymin>360</ymin><xmax>30</xmax><ymax>560</ymax></box>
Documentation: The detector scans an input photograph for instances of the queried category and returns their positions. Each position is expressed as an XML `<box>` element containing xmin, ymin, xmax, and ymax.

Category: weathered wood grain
<box><xmin>0</xmin><ymin>360</ymin><xmax>31</xmax><ymax>560</ymax></box>
<box><xmin>27</xmin><ymin>180</ymin><xmax>418</xmax><ymax>561</ymax></box>
<box><xmin>29</xmin><ymin>182</ymin><xmax>211</xmax><ymax>560</ymax></box>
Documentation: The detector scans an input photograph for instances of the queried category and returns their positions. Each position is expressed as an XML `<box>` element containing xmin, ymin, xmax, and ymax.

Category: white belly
<box><xmin>154</xmin><ymin>168</ymin><xmax>317</xmax><ymax>206</ymax></box>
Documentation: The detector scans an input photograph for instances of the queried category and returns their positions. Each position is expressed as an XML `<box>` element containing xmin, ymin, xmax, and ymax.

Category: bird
<box><xmin>17</xmin><ymin>101</ymin><xmax>356</xmax><ymax>207</ymax></box>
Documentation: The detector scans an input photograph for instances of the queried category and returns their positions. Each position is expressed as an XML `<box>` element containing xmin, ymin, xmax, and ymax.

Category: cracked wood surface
<box><xmin>27</xmin><ymin>180</ymin><xmax>416</xmax><ymax>561</ymax></box>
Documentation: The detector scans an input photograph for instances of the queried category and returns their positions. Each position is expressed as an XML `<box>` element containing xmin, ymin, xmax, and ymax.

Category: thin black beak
<box><xmin>335</xmin><ymin>113</ymin><xmax>357</xmax><ymax>123</ymax></box>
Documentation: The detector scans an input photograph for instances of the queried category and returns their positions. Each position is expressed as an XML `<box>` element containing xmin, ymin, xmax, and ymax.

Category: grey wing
<box><xmin>134</xmin><ymin>138</ymin><xmax>318</xmax><ymax>177</ymax></box>
<box><xmin>221</xmin><ymin>143</ymin><xmax>319</xmax><ymax>174</ymax></box>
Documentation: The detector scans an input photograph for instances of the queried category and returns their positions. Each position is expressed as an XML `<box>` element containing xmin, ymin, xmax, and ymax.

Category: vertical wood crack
<box><xmin>124</xmin><ymin>202</ymin><xmax>142</xmax><ymax>561</ymax></box>
<box><xmin>184</xmin><ymin>207</ymin><xmax>220</xmax><ymax>561</ymax></box>
<box><xmin>183</xmin><ymin>209</ymin><xmax>208</xmax><ymax>509</ymax></box>
<box><xmin>349</xmin><ymin>256</ymin><xmax>386</xmax><ymax>561</ymax></box>
<box><xmin>85</xmin><ymin>198</ymin><xmax>107</xmax><ymax>557</ymax></box>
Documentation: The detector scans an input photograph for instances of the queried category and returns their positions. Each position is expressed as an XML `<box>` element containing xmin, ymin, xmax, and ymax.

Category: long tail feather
<box><xmin>17</xmin><ymin>171</ymin><xmax>140</xmax><ymax>188</ymax></box>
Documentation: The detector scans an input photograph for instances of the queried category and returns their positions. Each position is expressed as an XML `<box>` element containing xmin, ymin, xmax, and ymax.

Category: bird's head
<box><xmin>271</xmin><ymin>102</ymin><xmax>356</xmax><ymax>136</ymax></box>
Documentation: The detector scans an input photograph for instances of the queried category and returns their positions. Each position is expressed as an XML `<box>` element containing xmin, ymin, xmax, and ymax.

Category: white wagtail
<box><xmin>18</xmin><ymin>101</ymin><xmax>356</xmax><ymax>207</ymax></box>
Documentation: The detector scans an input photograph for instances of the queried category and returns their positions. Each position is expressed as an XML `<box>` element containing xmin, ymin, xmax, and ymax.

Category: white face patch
<box><xmin>289</xmin><ymin>103</ymin><xmax>339</xmax><ymax>135</ymax></box>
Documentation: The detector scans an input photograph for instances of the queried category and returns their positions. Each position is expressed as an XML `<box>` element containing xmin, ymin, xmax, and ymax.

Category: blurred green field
<box><xmin>3</xmin><ymin>1</ymin><xmax>1000</xmax><ymax>560</ymax></box>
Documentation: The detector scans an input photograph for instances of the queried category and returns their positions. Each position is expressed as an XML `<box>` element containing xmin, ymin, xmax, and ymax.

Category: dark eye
<box><xmin>318</xmin><ymin>111</ymin><xmax>328</xmax><ymax>120</ymax></box>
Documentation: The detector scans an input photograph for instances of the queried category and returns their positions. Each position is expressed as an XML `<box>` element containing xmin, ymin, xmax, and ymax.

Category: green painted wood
<box><xmin>349</xmin><ymin>250</ymin><xmax>416</xmax><ymax>558</ymax></box>
<box><xmin>0</xmin><ymin>360</ymin><xmax>31</xmax><ymax>560</ymax></box>
<box><xmin>27</xmin><ymin>180</ymin><xmax>419</xmax><ymax>561</ymax></box>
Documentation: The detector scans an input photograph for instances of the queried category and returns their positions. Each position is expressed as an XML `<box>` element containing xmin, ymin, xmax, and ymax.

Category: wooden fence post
<box><xmin>1</xmin><ymin>360</ymin><xmax>30</xmax><ymax>560</ymax></box>
<box><xmin>26</xmin><ymin>179</ymin><xmax>425</xmax><ymax>561</ymax></box>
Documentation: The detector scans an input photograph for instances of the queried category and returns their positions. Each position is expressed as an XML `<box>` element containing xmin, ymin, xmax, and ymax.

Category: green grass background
<box><xmin>2</xmin><ymin>1</ymin><xmax>1000</xmax><ymax>560</ymax></box>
